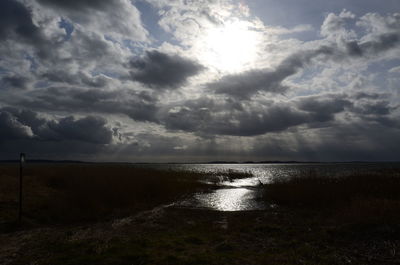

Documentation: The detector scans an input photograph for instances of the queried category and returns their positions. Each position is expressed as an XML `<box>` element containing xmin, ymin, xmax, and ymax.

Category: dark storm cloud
<box><xmin>206</xmin><ymin>69</ymin><xmax>287</xmax><ymax>99</ymax></box>
<box><xmin>296</xmin><ymin>94</ymin><xmax>352</xmax><ymax>122</ymax></box>
<box><xmin>1</xmin><ymin>107</ymin><xmax>47</xmax><ymax>132</ymax></box>
<box><xmin>71</xmin><ymin>88</ymin><xmax>158</xmax><ymax>122</ymax></box>
<box><xmin>16</xmin><ymin>87</ymin><xmax>159</xmax><ymax>122</ymax></box>
<box><xmin>348</xmin><ymin>92</ymin><xmax>397</xmax><ymax>118</ymax></box>
<box><xmin>1</xmin><ymin>75</ymin><xmax>30</xmax><ymax>89</ymax></box>
<box><xmin>37</xmin><ymin>0</ymin><xmax>115</xmax><ymax>11</ymax></box>
<box><xmin>352</xmin><ymin>92</ymin><xmax>384</xmax><ymax>100</ymax></box>
<box><xmin>0</xmin><ymin>0</ymin><xmax>42</xmax><ymax>43</ymax></box>
<box><xmin>208</xmin><ymin>105</ymin><xmax>312</xmax><ymax>136</ymax></box>
<box><xmin>161</xmin><ymin>92</ymin><xmax>399</xmax><ymax>137</ymax></box>
<box><xmin>346</xmin><ymin>95</ymin><xmax>400</xmax><ymax>129</ymax></box>
<box><xmin>48</xmin><ymin>116</ymin><xmax>112</xmax><ymax>144</ymax></box>
<box><xmin>129</xmin><ymin>50</ymin><xmax>205</xmax><ymax>89</ymax></box>
<box><xmin>0</xmin><ymin>0</ymin><xmax>50</xmax><ymax>58</ymax></box>
<box><xmin>0</xmin><ymin>107</ymin><xmax>115</xmax><ymax>160</ymax></box>
<box><xmin>0</xmin><ymin>111</ymin><xmax>33</xmax><ymax>140</ymax></box>
<box><xmin>161</xmin><ymin>93</ymin><xmax>356</xmax><ymax>136</ymax></box>
<box><xmin>207</xmin><ymin>47</ymin><xmax>334</xmax><ymax>99</ymax></box>
<box><xmin>42</xmin><ymin>71</ymin><xmax>110</xmax><ymax>88</ymax></box>
<box><xmin>0</xmin><ymin>107</ymin><xmax>114</xmax><ymax>144</ymax></box>
<box><xmin>353</xmin><ymin>100</ymin><xmax>394</xmax><ymax>116</ymax></box>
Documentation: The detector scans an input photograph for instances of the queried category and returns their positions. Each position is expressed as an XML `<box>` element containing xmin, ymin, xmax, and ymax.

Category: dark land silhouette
<box><xmin>1</xmin><ymin>162</ymin><xmax>400</xmax><ymax>264</ymax></box>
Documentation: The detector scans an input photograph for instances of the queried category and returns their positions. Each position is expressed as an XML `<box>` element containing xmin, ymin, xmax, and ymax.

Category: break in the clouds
<box><xmin>0</xmin><ymin>0</ymin><xmax>399</xmax><ymax>162</ymax></box>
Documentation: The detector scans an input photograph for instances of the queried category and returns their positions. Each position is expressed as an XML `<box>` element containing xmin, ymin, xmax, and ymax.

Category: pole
<box><xmin>18</xmin><ymin>153</ymin><xmax>25</xmax><ymax>224</ymax></box>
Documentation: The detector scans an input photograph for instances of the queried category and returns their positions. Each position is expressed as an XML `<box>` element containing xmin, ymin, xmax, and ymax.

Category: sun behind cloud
<box><xmin>199</xmin><ymin>20</ymin><xmax>262</xmax><ymax>73</ymax></box>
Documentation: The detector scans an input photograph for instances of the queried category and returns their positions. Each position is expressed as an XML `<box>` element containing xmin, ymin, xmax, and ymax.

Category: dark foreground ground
<box><xmin>2</xmin><ymin>206</ymin><xmax>400</xmax><ymax>265</ymax></box>
<box><xmin>1</xmin><ymin>163</ymin><xmax>400</xmax><ymax>265</ymax></box>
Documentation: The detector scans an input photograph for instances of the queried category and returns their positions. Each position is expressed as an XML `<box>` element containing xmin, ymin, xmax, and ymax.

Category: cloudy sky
<box><xmin>0</xmin><ymin>0</ymin><xmax>399</xmax><ymax>162</ymax></box>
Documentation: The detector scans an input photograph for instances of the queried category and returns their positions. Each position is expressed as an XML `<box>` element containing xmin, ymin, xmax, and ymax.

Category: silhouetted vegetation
<box><xmin>2</xmin><ymin>164</ymin><xmax>400</xmax><ymax>264</ymax></box>
<box><xmin>0</xmin><ymin>163</ymin><xmax>254</xmax><ymax>225</ymax></box>
<box><xmin>264</xmin><ymin>169</ymin><xmax>400</xmax><ymax>223</ymax></box>
<box><xmin>0</xmin><ymin>163</ymin><xmax>209</xmax><ymax>224</ymax></box>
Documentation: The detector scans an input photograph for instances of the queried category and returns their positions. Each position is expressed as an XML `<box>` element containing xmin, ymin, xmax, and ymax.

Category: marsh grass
<box><xmin>0</xmin><ymin>163</ymin><xmax>255</xmax><ymax>225</ymax></box>
<box><xmin>0</xmin><ymin>163</ymin><xmax>214</xmax><ymax>224</ymax></box>
<box><xmin>264</xmin><ymin>169</ymin><xmax>400</xmax><ymax>223</ymax></box>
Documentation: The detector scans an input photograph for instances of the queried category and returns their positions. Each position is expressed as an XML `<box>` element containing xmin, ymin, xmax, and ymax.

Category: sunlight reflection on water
<box><xmin>220</xmin><ymin>177</ymin><xmax>260</xmax><ymax>187</ymax></box>
<box><xmin>179</xmin><ymin>188</ymin><xmax>264</xmax><ymax>211</ymax></box>
<box><xmin>138</xmin><ymin>162</ymin><xmax>400</xmax><ymax>211</ymax></box>
<box><xmin>193</xmin><ymin>188</ymin><xmax>264</xmax><ymax>211</ymax></box>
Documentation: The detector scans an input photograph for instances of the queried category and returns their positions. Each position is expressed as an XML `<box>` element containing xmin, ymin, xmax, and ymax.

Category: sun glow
<box><xmin>200</xmin><ymin>21</ymin><xmax>261</xmax><ymax>73</ymax></box>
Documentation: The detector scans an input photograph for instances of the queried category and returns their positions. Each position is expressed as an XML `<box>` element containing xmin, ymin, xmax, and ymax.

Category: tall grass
<box><xmin>263</xmin><ymin>169</ymin><xmax>400</xmax><ymax>223</ymax></box>
<box><xmin>0</xmin><ymin>164</ymin><xmax>210</xmax><ymax>224</ymax></box>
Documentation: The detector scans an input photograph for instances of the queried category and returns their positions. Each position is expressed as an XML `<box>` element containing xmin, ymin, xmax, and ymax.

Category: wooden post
<box><xmin>18</xmin><ymin>153</ymin><xmax>25</xmax><ymax>224</ymax></box>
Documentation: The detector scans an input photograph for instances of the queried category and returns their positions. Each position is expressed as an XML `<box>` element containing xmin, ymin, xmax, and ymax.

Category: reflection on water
<box><xmin>195</xmin><ymin>188</ymin><xmax>263</xmax><ymax>211</ymax></box>
<box><xmin>137</xmin><ymin>162</ymin><xmax>400</xmax><ymax>211</ymax></box>
<box><xmin>180</xmin><ymin>188</ymin><xmax>264</xmax><ymax>211</ymax></box>
<box><xmin>220</xmin><ymin>177</ymin><xmax>261</xmax><ymax>187</ymax></box>
<box><xmin>140</xmin><ymin>162</ymin><xmax>400</xmax><ymax>185</ymax></box>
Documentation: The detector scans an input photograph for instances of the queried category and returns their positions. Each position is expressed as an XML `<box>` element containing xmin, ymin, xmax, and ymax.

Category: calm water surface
<box><xmin>139</xmin><ymin>163</ymin><xmax>400</xmax><ymax>211</ymax></box>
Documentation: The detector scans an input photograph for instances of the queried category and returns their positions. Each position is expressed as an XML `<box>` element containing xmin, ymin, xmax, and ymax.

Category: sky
<box><xmin>0</xmin><ymin>0</ymin><xmax>399</xmax><ymax>162</ymax></box>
